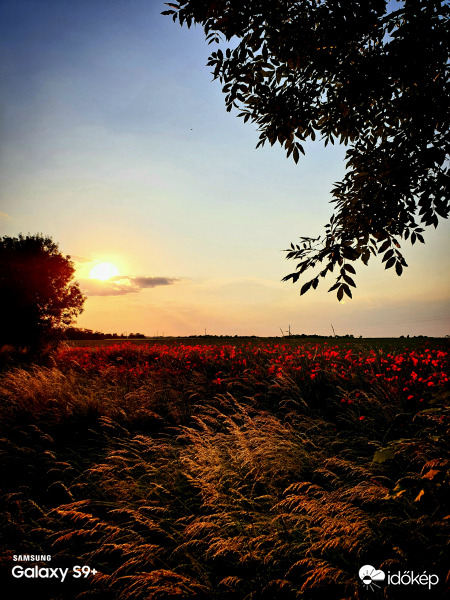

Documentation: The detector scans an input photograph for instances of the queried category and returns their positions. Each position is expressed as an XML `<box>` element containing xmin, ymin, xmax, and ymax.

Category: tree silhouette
<box><xmin>0</xmin><ymin>234</ymin><xmax>85</xmax><ymax>350</ymax></box>
<box><xmin>164</xmin><ymin>0</ymin><xmax>449</xmax><ymax>299</ymax></box>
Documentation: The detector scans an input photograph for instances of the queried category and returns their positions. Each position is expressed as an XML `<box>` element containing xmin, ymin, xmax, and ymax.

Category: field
<box><xmin>0</xmin><ymin>338</ymin><xmax>449</xmax><ymax>599</ymax></box>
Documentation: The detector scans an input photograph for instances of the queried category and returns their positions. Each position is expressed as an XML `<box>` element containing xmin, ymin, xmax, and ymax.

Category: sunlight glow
<box><xmin>89</xmin><ymin>262</ymin><xmax>119</xmax><ymax>281</ymax></box>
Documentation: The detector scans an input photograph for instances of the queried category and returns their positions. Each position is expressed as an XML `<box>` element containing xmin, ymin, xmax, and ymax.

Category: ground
<box><xmin>0</xmin><ymin>338</ymin><xmax>448</xmax><ymax>599</ymax></box>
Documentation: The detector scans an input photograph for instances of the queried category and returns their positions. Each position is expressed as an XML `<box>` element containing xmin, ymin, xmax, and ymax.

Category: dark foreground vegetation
<box><xmin>0</xmin><ymin>339</ymin><xmax>448</xmax><ymax>599</ymax></box>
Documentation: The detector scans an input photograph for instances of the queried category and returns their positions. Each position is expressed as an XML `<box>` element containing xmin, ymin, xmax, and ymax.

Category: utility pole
<box><xmin>331</xmin><ymin>324</ymin><xmax>336</xmax><ymax>337</ymax></box>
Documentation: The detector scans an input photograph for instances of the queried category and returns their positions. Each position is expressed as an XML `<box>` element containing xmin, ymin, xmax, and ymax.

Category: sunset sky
<box><xmin>1</xmin><ymin>0</ymin><xmax>449</xmax><ymax>337</ymax></box>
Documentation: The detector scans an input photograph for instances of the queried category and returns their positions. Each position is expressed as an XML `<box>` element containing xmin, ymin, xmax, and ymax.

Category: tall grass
<box><xmin>0</xmin><ymin>340</ymin><xmax>448</xmax><ymax>599</ymax></box>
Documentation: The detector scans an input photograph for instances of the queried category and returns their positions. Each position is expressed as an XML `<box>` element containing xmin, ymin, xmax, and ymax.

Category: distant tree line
<box><xmin>64</xmin><ymin>330</ymin><xmax>431</xmax><ymax>341</ymax></box>
<box><xmin>65</xmin><ymin>328</ymin><xmax>146</xmax><ymax>340</ymax></box>
<box><xmin>176</xmin><ymin>334</ymin><xmax>354</xmax><ymax>339</ymax></box>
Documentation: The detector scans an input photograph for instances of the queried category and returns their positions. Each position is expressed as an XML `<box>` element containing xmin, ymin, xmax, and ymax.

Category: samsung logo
<box><xmin>13</xmin><ymin>555</ymin><xmax>51</xmax><ymax>562</ymax></box>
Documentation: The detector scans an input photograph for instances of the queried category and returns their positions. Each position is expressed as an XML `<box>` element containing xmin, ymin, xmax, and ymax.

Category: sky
<box><xmin>1</xmin><ymin>0</ymin><xmax>449</xmax><ymax>338</ymax></box>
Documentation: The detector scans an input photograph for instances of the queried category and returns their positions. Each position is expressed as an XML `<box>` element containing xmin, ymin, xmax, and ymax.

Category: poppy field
<box><xmin>0</xmin><ymin>338</ymin><xmax>449</xmax><ymax>599</ymax></box>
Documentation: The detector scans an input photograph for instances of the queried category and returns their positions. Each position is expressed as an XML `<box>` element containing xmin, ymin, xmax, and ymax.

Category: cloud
<box><xmin>0</xmin><ymin>212</ymin><xmax>11</xmax><ymax>221</ymax></box>
<box><xmin>122</xmin><ymin>276</ymin><xmax>177</xmax><ymax>288</ymax></box>
<box><xmin>71</xmin><ymin>255</ymin><xmax>92</xmax><ymax>263</ymax></box>
<box><xmin>78</xmin><ymin>275</ymin><xmax>178</xmax><ymax>296</ymax></box>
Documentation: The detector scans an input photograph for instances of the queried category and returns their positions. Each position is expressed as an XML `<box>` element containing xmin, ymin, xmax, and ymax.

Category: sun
<box><xmin>89</xmin><ymin>262</ymin><xmax>119</xmax><ymax>281</ymax></box>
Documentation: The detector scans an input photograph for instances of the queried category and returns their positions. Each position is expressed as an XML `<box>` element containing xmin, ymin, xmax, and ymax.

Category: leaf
<box><xmin>342</xmin><ymin>246</ymin><xmax>359</xmax><ymax>260</ymax></box>
<box><xmin>282</xmin><ymin>272</ymin><xmax>300</xmax><ymax>283</ymax></box>
<box><xmin>300</xmin><ymin>281</ymin><xmax>311</xmax><ymax>295</ymax></box>
<box><xmin>337</xmin><ymin>286</ymin><xmax>344</xmax><ymax>301</ymax></box>
<box><xmin>385</xmin><ymin>257</ymin><xmax>395</xmax><ymax>269</ymax></box>
<box><xmin>373</xmin><ymin>446</ymin><xmax>396</xmax><ymax>463</ymax></box>
<box><xmin>328</xmin><ymin>282</ymin><xmax>340</xmax><ymax>292</ymax></box>
<box><xmin>382</xmin><ymin>249</ymin><xmax>394</xmax><ymax>262</ymax></box>
<box><xmin>343</xmin><ymin>284</ymin><xmax>352</xmax><ymax>298</ymax></box>
<box><xmin>343</xmin><ymin>274</ymin><xmax>355</xmax><ymax>287</ymax></box>
<box><xmin>422</xmin><ymin>469</ymin><xmax>440</xmax><ymax>481</ymax></box>
<box><xmin>343</xmin><ymin>263</ymin><xmax>356</xmax><ymax>274</ymax></box>
<box><xmin>379</xmin><ymin>240</ymin><xmax>391</xmax><ymax>253</ymax></box>
<box><xmin>376</xmin><ymin>231</ymin><xmax>389</xmax><ymax>242</ymax></box>
<box><xmin>414</xmin><ymin>489</ymin><xmax>425</xmax><ymax>502</ymax></box>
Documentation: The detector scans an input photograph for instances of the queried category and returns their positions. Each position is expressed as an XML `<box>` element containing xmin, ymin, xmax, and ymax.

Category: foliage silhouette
<box><xmin>0</xmin><ymin>234</ymin><xmax>85</xmax><ymax>351</ymax></box>
<box><xmin>163</xmin><ymin>0</ymin><xmax>449</xmax><ymax>299</ymax></box>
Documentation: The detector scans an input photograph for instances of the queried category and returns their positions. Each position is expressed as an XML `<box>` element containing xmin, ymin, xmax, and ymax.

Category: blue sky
<box><xmin>1</xmin><ymin>0</ymin><xmax>449</xmax><ymax>337</ymax></box>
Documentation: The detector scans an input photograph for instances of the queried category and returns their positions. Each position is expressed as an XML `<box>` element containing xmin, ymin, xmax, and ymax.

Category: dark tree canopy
<box><xmin>164</xmin><ymin>0</ymin><xmax>449</xmax><ymax>299</ymax></box>
<box><xmin>0</xmin><ymin>234</ymin><xmax>85</xmax><ymax>350</ymax></box>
